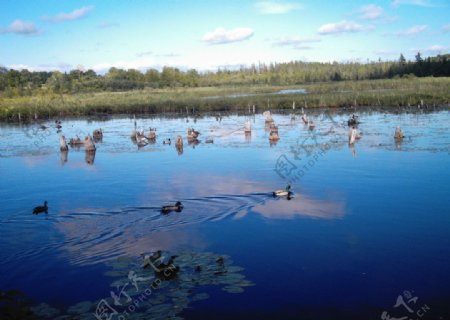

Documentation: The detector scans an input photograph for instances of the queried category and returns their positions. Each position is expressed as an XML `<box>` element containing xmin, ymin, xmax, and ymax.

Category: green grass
<box><xmin>1</xmin><ymin>77</ymin><xmax>449</xmax><ymax>122</ymax></box>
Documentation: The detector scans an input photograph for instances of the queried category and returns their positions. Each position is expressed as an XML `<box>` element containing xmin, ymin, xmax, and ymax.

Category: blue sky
<box><xmin>0</xmin><ymin>0</ymin><xmax>449</xmax><ymax>73</ymax></box>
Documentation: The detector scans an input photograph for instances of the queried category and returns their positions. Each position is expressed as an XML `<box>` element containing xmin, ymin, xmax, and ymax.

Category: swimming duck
<box><xmin>273</xmin><ymin>185</ymin><xmax>293</xmax><ymax>198</ymax></box>
<box><xmin>93</xmin><ymin>129</ymin><xmax>103</xmax><ymax>140</ymax></box>
<box><xmin>163</xmin><ymin>138</ymin><xmax>171</xmax><ymax>145</ymax></box>
<box><xmin>394</xmin><ymin>127</ymin><xmax>405</xmax><ymax>140</ymax></box>
<box><xmin>347</xmin><ymin>114</ymin><xmax>359</xmax><ymax>126</ymax></box>
<box><xmin>161</xmin><ymin>201</ymin><xmax>183</xmax><ymax>214</ymax></box>
<box><xmin>33</xmin><ymin>201</ymin><xmax>48</xmax><ymax>214</ymax></box>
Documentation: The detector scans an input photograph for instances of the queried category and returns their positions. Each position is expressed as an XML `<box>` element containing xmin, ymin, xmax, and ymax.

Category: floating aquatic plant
<box><xmin>30</xmin><ymin>250</ymin><xmax>254</xmax><ymax>319</ymax></box>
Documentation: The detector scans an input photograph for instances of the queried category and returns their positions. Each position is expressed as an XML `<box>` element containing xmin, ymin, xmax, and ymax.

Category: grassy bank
<box><xmin>0</xmin><ymin>77</ymin><xmax>449</xmax><ymax>122</ymax></box>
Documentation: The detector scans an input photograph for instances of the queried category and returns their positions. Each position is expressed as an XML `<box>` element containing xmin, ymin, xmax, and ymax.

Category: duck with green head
<box><xmin>273</xmin><ymin>185</ymin><xmax>293</xmax><ymax>199</ymax></box>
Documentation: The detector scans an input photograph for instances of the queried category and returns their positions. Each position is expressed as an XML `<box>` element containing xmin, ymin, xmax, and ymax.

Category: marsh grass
<box><xmin>1</xmin><ymin>77</ymin><xmax>449</xmax><ymax>122</ymax></box>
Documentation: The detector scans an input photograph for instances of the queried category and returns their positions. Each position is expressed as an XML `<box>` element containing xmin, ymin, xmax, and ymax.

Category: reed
<box><xmin>1</xmin><ymin>77</ymin><xmax>449</xmax><ymax>122</ymax></box>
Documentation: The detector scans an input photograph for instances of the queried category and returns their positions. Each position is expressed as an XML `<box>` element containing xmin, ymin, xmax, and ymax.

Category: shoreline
<box><xmin>1</xmin><ymin>77</ymin><xmax>449</xmax><ymax>123</ymax></box>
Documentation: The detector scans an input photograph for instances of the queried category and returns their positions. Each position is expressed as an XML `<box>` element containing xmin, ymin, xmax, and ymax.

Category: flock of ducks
<box><xmin>33</xmin><ymin>110</ymin><xmax>406</xmax><ymax>215</ymax></box>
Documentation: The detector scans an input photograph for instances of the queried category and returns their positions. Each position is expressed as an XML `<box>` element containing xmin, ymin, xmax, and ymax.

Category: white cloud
<box><xmin>391</xmin><ymin>0</ymin><xmax>431</xmax><ymax>7</ymax></box>
<box><xmin>7</xmin><ymin>63</ymin><xmax>72</xmax><ymax>72</ymax></box>
<box><xmin>421</xmin><ymin>45</ymin><xmax>448</xmax><ymax>53</ymax></box>
<box><xmin>394</xmin><ymin>24</ymin><xmax>427</xmax><ymax>36</ymax></box>
<box><xmin>359</xmin><ymin>4</ymin><xmax>384</xmax><ymax>20</ymax></box>
<box><xmin>318</xmin><ymin>20</ymin><xmax>372</xmax><ymax>35</ymax></box>
<box><xmin>0</xmin><ymin>20</ymin><xmax>40</xmax><ymax>35</ymax></box>
<box><xmin>375</xmin><ymin>49</ymin><xmax>400</xmax><ymax>56</ymax></box>
<box><xmin>42</xmin><ymin>6</ymin><xmax>94</xmax><ymax>23</ymax></box>
<box><xmin>443</xmin><ymin>23</ymin><xmax>450</xmax><ymax>33</ymax></box>
<box><xmin>272</xmin><ymin>36</ymin><xmax>320</xmax><ymax>49</ymax></box>
<box><xmin>255</xmin><ymin>1</ymin><xmax>301</xmax><ymax>14</ymax></box>
<box><xmin>202</xmin><ymin>27</ymin><xmax>254</xmax><ymax>45</ymax></box>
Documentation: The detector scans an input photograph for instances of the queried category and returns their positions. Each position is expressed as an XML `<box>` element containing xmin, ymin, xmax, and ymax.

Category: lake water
<box><xmin>0</xmin><ymin>107</ymin><xmax>449</xmax><ymax>319</ymax></box>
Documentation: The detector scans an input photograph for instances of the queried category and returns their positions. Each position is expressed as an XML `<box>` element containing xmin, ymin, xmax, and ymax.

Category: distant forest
<box><xmin>1</xmin><ymin>53</ymin><xmax>449</xmax><ymax>97</ymax></box>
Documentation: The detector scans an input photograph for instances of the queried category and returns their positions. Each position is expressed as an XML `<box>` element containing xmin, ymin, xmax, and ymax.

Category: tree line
<box><xmin>0</xmin><ymin>53</ymin><xmax>449</xmax><ymax>97</ymax></box>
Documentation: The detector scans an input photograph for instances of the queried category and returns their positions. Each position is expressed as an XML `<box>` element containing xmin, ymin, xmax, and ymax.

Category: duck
<box><xmin>33</xmin><ymin>201</ymin><xmax>48</xmax><ymax>214</ymax></box>
<box><xmin>163</xmin><ymin>138</ymin><xmax>171</xmax><ymax>145</ymax></box>
<box><xmin>347</xmin><ymin>114</ymin><xmax>359</xmax><ymax>126</ymax></box>
<box><xmin>161</xmin><ymin>201</ymin><xmax>183</xmax><ymax>214</ymax></box>
<box><xmin>205</xmin><ymin>138</ymin><xmax>214</xmax><ymax>144</ymax></box>
<box><xmin>59</xmin><ymin>135</ymin><xmax>68</xmax><ymax>151</ymax></box>
<box><xmin>273</xmin><ymin>185</ymin><xmax>293</xmax><ymax>198</ymax></box>
<box><xmin>394</xmin><ymin>127</ymin><xmax>405</xmax><ymax>140</ymax></box>
<box><xmin>93</xmin><ymin>129</ymin><xmax>103</xmax><ymax>140</ymax></box>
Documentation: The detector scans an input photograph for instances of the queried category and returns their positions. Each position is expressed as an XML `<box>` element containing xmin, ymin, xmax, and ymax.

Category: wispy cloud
<box><xmin>391</xmin><ymin>0</ymin><xmax>432</xmax><ymax>7</ymax></box>
<box><xmin>442</xmin><ymin>23</ymin><xmax>450</xmax><ymax>33</ymax></box>
<box><xmin>272</xmin><ymin>36</ymin><xmax>320</xmax><ymax>49</ymax></box>
<box><xmin>412</xmin><ymin>44</ymin><xmax>448</xmax><ymax>54</ymax></box>
<box><xmin>394</xmin><ymin>24</ymin><xmax>427</xmax><ymax>36</ymax></box>
<box><xmin>359</xmin><ymin>4</ymin><xmax>384</xmax><ymax>20</ymax></box>
<box><xmin>42</xmin><ymin>6</ymin><xmax>94</xmax><ymax>23</ymax></box>
<box><xmin>0</xmin><ymin>20</ymin><xmax>41</xmax><ymax>36</ymax></box>
<box><xmin>202</xmin><ymin>27</ymin><xmax>254</xmax><ymax>45</ymax></box>
<box><xmin>255</xmin><ymin>1</ymin><xmax>301</xmax><ymax>14</ymax></box>
<box><xmin>136</xmin><ymin>51</ymin><xmax>153</xmax><ymax>58</ymax></box>
<box><xmin>318</xmin><ymin>20</ymin><xmax>373</xmax><ymax>35</ymax></box>
<box><xmin>97</xmin><ymin>22</ymin><xmax>119</xmax><ymax>29</ymax></box>
<box><xmin>7</xmin><ymin>62</ymin><xmax>72</xmax><ymax>72</ymax></box>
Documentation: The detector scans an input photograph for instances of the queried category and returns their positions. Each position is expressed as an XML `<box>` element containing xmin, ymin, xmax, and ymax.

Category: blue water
<box><xmin>0</xmin><ymin>108</ymin><xmax>449</xmax><ymax>319</ymax></box>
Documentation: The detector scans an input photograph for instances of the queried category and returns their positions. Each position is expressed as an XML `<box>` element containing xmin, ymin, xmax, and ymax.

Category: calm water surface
<box><xmin>0</xmin><ymin>108</ymin><xmax>449</xmax><ymax>319</ymax></box>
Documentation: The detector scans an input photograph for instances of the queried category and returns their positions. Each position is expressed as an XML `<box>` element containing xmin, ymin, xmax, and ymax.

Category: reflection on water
<box><xmin>252</xmin><ymin>194</ymin><xmax>345</xmax><ymax>219</ymax></box>
<box><xmin>0</xmin><ymin>108</ymin><xmax>449</xmax><ymax>319</ymax></box>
